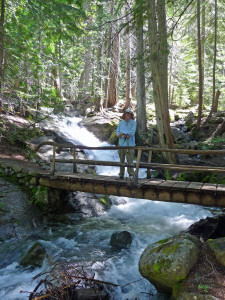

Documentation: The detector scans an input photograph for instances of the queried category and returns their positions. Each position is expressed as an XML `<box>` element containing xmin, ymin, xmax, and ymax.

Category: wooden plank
<box><xmin>144</xmin><ymin>179</ymin><xmax>165</xmax><ymax>187</ymax></box>
<box><xmin>51</xmin><ymin>144</ymin><xmax>56</xmax><ymax>175</ymax></box>
<box><xmin>171</xmin><ymin>181</ymin><xmax>191</xmax><ymax>191</ymax></box>
<box><xmin>217</xmin><ymin>184</ymin><xmax>225</xmax><ymax>194</ymax></box>
<box><xmin>50</xmin><ymin>159</ymin><xmax>225</xmax><ymax>174</ymax></box>
<box><xmin>73</xmin><ymin>149</ymin><xmax>77</xmax><ymax>173</ymax></box>
<box><xmin>35</xmin><ymin>141</ymin><xmax>225</xmax><ymax>155</ymax></box>
<box><xmin>186</xmin><ymin>182</ymin><xmax>204</xmax><ymax>192</ymax></box>
<box><xmin>201</xmin><ymin>183</ymin><xmax>217</xmax><ymax>192</ymax></box>
<box><xmin>147</xmin><ymin>150</ymin><xmax>152</xmax><ymax>179</ymax></box>
<box><xmin>157</xmin><ymin>180</ymin><xmax>177</xmax><ymax>189</ymax></box>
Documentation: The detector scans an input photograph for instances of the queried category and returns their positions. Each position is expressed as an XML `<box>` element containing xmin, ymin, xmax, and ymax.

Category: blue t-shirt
<box><xmin>116</xmin><ymin>119</ymin><xmax>136</xmax><ymax>146</ymax></box>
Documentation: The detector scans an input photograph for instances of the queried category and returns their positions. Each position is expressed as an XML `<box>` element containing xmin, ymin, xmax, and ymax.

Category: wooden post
<box><xmin>147</xmin><ymin>150</ymin><xmax>152</xmax><ymax>179</ymax></box>
<box><xmin>73</xmin><ymin>148</ymin><xmax>77</xmax><ymax>173</ymax></box>
<box><xmin>132</xmin><ymin>149</ymin><xmax>142</xmax><ymax>186</ymax></box>
<box><xmin>51</xmin><ymin>144</ymin><xmax>56</xmax><ymax>175</ymax></box>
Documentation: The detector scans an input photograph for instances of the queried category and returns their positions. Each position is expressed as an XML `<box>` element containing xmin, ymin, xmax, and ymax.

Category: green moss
<box><xmin>153</xmin><ymin>259</ymin><xmax>171</xmax><ymax>274</ymax></box>
<box><xmin>162</xmin><ymin>243</ymin><xmax>180</xmax><ymax>255</ymax></box>
<box><xmin>159</xmin><ymin>238</ymin><xmax>169</xmax><ymax>244</ymax></box>
<box><xmin>98</xmin><ymin>195</ymin><xmax>112</xmax><ymax>208</ymax></box>
<box><xmin>172</xmin><ymin>282</ymin><xmax>183</xmax><ymax>298</ymax></box>
<box><xmin>207</xmin><ymin>239</ymin><xmax>218</xmax><ymax>249</ymax></box>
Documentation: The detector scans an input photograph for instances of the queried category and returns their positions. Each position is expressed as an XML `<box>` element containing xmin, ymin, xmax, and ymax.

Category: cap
<box><xmin>125</xmin><ymin>108</ymin><xmax>132</xmax><ymax>114</ymax></box>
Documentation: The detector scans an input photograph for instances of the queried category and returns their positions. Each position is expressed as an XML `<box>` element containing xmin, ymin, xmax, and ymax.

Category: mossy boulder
<box><xmin>139</xmin><ymin>234</ymin><xmax>200</xmax><ymax>294</ymax></box>
<box><xmin>20</xmin><ymin>242</ymin><xmax>47</xmax><ymax>268</ymax></box>
<box><xmin>207</xmin><ymin>237</ymin><xmax>225</xmax><ymax>267</ymax></box>
<box><xmin>80</xmin><ymin>116</ymin><xmax>118</xmax><ymax>142</ymax></box>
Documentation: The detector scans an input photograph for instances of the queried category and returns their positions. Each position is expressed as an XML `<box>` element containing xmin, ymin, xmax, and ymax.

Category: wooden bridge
<box><xmin>35</xmin><ymin>142</ymin><xmax>225</xmax><ymax>208</ymax></box>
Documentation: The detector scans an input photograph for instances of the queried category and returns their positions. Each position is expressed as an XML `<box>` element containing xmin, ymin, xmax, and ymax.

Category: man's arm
<box><xmin>116</xmin><ymin>122</ymin><xmax>124</xmax><ymax>138</ymax></box>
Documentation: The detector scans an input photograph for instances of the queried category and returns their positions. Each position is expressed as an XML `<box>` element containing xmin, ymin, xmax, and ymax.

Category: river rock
<box><xmin>207</xmin><ymin>237</ymin><xmax>225</xmax><ymax>267</ymax></box>
<box><xmin>177</xmin><ymin>293</ymin><xmax>220</xmax><ymax>300</ymax></box>
<box><xmin>110</xmin><ymin>231</ymin><xmax>133</xmax><ymax>249</ymax></box>
<box><xmin>171</xmin><ymin>127</ymin><xmax>189</xmax><ymax>143</ymax></box>
<box><xmin>187</xmin><ymin>214</ymin><xmax>225</xmax><ymax>240</ymax></box>
<box><xmin>20</xmin><ymin>242</ymin><xmax>47</xmax><ymax>268</ymax></box>
<box><xmin>188</xmin><ymin>140</ymin><xmax>198</xmax><ymax>150</ymax></box>
<box><xmin>139</xmin><ymin>234</ymin><xmax>200</xmax><ymax>294</ymax></box>
<box><xmin>185</xmin><ymin>111</ymin><xmax>195</xmax><ymax>127</ymax></box>
<box><xmin>80</xmin><ymin>116</ymin><xmax>118</xmax><ymax>142</ymax></box>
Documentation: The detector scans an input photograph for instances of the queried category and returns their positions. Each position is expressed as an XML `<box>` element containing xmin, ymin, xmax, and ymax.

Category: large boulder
<box><xmin>110</xmin><ymin>231</ymin><xmax>133</xmax><ymax>250</ymax></box>
<box><xmin>171</xmin><ymin>127</ymin><xmax>190</xmax><ymax>143</ymax></box>
<box><xmin>187</xmin><ymin>214</ymin><xmax>225</xmax><ymax>240</ymax></box>
<box><xmin>177</xmin><ymin>293</ymin><xmax>219</xmax><ymax>300</ymax></box>
<box><xmin>139</xmin><ymin>234</ymin><xmax>200</xmax><ymax>294</ymax></box>
<box><xmin>20</xmin><ymin>242</ymin><xmax>47</xmax><ymax>268</ymax></box>
<box><xmin>207</xmin><ymin>237</ymin><xmax>225</xmax><ymax>267</ymax></box>
<box><xmin>80</xmin><ymin>116</ymin><xmax>118</xmax><ymax>142</ymax></box>
<box><xmin>185</xmin><ymin>111</ymin><xmax>195</xmax><ymax>127</ymax></box>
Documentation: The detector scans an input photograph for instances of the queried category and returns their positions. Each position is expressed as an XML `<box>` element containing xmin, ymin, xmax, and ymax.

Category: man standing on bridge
<box><xmin>116</xmin><ymin>108</ymin><xmax>137</xmax><ymax>180</ymax></box>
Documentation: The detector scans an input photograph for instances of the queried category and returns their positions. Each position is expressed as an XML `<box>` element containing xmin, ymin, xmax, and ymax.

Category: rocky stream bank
<box><xmin>1</xmin><ymin>107</ymin><xmax>225</xmax><ymax>299</ymax></box>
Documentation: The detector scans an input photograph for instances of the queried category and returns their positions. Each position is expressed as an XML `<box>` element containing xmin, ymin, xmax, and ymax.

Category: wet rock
<box><xmin>188</xmin><ymin>140</ymin><xmax>198</xmax><ymax>150</ymax></box>
<box><xmin>208</xmin><ymin>117</ymin><xmax>224</xmax><ymax>124</ymax></box>
<box><xmin>110</xmin><ymin>231</ymin><xmax>133</xmax><ymax>249</ymax></box>
<box><xmin>80</xmin><ymin>116</ymin><xmax>118</xmax><ymax>142</ymax></box>
<box><xmin>185</xmin><ymin>111</ymin><xmax>195</xmax><ymax>127</ymax></box>
<box><xmin>20</xmin><ymin>242</ymin><xmax>47</xmax><ymax>268</ymax></box>
<box><xmin>171</xmin><ymin>127</ymin><xmax>190</xmax><ymax>143</ymax></box>
<box><xmin>187</xmin><ymin>214</ymin><xmax>225</xmax><ymax>240</ymax></box>
<box><xmin>207</xmin><ymin>237</ymin><xmax>225</xmax><ymax>267</ymax></box>
<box><xmin>139</xmin><ymin>234</ymin><xmax>200</xmax><ymax>294</ymax></box>
<box><xmin>0</xmin><ymin>223</ymin><xmax>17</xmax><ymax>242</ymax></box>
<box><xmin>177</xmin><ymin>293</ymin><xmax>219</xmax><ymax>300</ymax></box>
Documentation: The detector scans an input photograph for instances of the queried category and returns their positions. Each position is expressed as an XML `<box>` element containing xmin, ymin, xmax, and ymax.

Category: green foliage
<box><xmin>165</xmin><ymin>170</ymin><xmax>171</xmax><ymax>180</ymax></box>
<box><xmin>31</xmin><ymin>186</ymin><xmax>48</xmax><ymax>208</ymax></box>
<box><xmin>197</xmin><ymin>137</ymin><xmax>225</xmax><ymax>151</ymax></box>
<box><xmin>177</xmin><ymin>172</ymin><xmax>225</xmax><ymax>184</ymax></box>
<box><xmin>97</xmin><ymin>195</ymin><xmax>112</xmax><ymax>208</ymax></box>
<box><xmin>198</xmin><ymin>284</ymin><xmax>209</xmax><ymax>294</ymax></box>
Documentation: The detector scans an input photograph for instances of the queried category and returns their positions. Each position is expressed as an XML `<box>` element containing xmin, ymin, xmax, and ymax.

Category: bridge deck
<box><xmin>39</xmin><ymin>172</ymin><xmax>225</xmax><ymax>208</ymax></box>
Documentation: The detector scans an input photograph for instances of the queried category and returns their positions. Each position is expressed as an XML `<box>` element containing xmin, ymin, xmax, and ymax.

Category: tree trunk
<box><xmin>201</xmin><ymin>3</ymin><xmax>205</xmax><ymax>107</ymax></box>
<box><xmin>125</xmin><ymin>2</ymin><xmax>132</xmax><ymax>109</ymax></box>
<box><xmin>196</xmin><ymin>0</ymin><xmax>203</xmax><ymax>130</ymax></box>
<box><xmin>136</xmin><ymin>1</ymin><xmax>146</xmax><ymax>134</ymax></box>
<box><xmin>147</xmin><ymin>0</ymin><xmax>176</xmax><ymax>163</ymax></box>
<box><xmin>58</xmin><ymin>38</ymin><xmax>62</xmax><ymax>100</ymax></box>
<box><xmin>211</xmin><ymin>0</ymin><xmax>218</xmax><ymax>113</ymax></box>
<box><xmin>0</xmin><ymin>0</ymin><xmax>6</xmax><ymax>91</ymax></box>
<box><xmin>212</xmin><ymin>90</ymin><xmax>220</xmax><ymax>113</ymax></box>
<box><xmin>103</xmin><ymin>0</ymin><xmax>114</xmax><ymax>108</ymax></box>
<box><xmin>96</xmin><ymin>32</ymin><xmax>103</xmax><ymax>111</ymax></box>
<box><xmin>107</xmin><ymin>31</ymin><xmax>120</xmax><ymax>107</ymax></box>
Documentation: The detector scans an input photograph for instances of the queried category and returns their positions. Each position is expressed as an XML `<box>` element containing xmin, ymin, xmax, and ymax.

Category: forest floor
<box><xmin>184</xmin><ymin>242</ymin><xmax>225</xmax><ymax>299</ymax></box>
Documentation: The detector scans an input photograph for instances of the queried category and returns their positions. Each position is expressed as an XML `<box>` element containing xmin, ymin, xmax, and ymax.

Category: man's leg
<box><xmin>126</xmin><ymin>149</ymin><xmax>135</xmax><ymax>177</ymax></box>
<box><xmin>118</xmin><ymin>149</ymin><xmax>125</xmax><ymax>178</ymax></box>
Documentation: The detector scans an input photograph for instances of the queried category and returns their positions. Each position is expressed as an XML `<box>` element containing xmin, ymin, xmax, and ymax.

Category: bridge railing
<box><xmin>35</xmin><ymin>142</ymin><xmax>225</xmax><ymax>184</ymax></box>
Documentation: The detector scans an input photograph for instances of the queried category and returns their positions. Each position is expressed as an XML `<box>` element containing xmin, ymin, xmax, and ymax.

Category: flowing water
<box><xmin>0</xmin><ymin>113</ymin><xmax>212</xmax><ymax>300</ymax></box>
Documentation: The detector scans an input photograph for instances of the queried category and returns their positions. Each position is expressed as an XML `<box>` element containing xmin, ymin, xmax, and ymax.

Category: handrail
<box><xmin>35</xmin><ymin>141</ymin><xmax>225</xmax><ymax>184</ymax></box>
<box><xmin>34</xmin><ymin>141</ymin><xmax>225</xmax><ymax>155</ymax></box>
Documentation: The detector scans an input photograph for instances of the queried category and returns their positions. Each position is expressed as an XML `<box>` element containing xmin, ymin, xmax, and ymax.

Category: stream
<box><xmin>0</xmin><ymin>113</ymin><xmax>212</xmax><ymax>300</ymax></box>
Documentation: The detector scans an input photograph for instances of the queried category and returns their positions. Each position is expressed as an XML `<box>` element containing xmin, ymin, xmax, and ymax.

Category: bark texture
<box><xmin>147</xmin><ymin>0</ymin><xmax>176</xmax><ymax>163</ymax></box>
<box><xmin>136</xmin><ymin>1</ymin><xmax>146</xmax><ymax>134</ymax></box>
